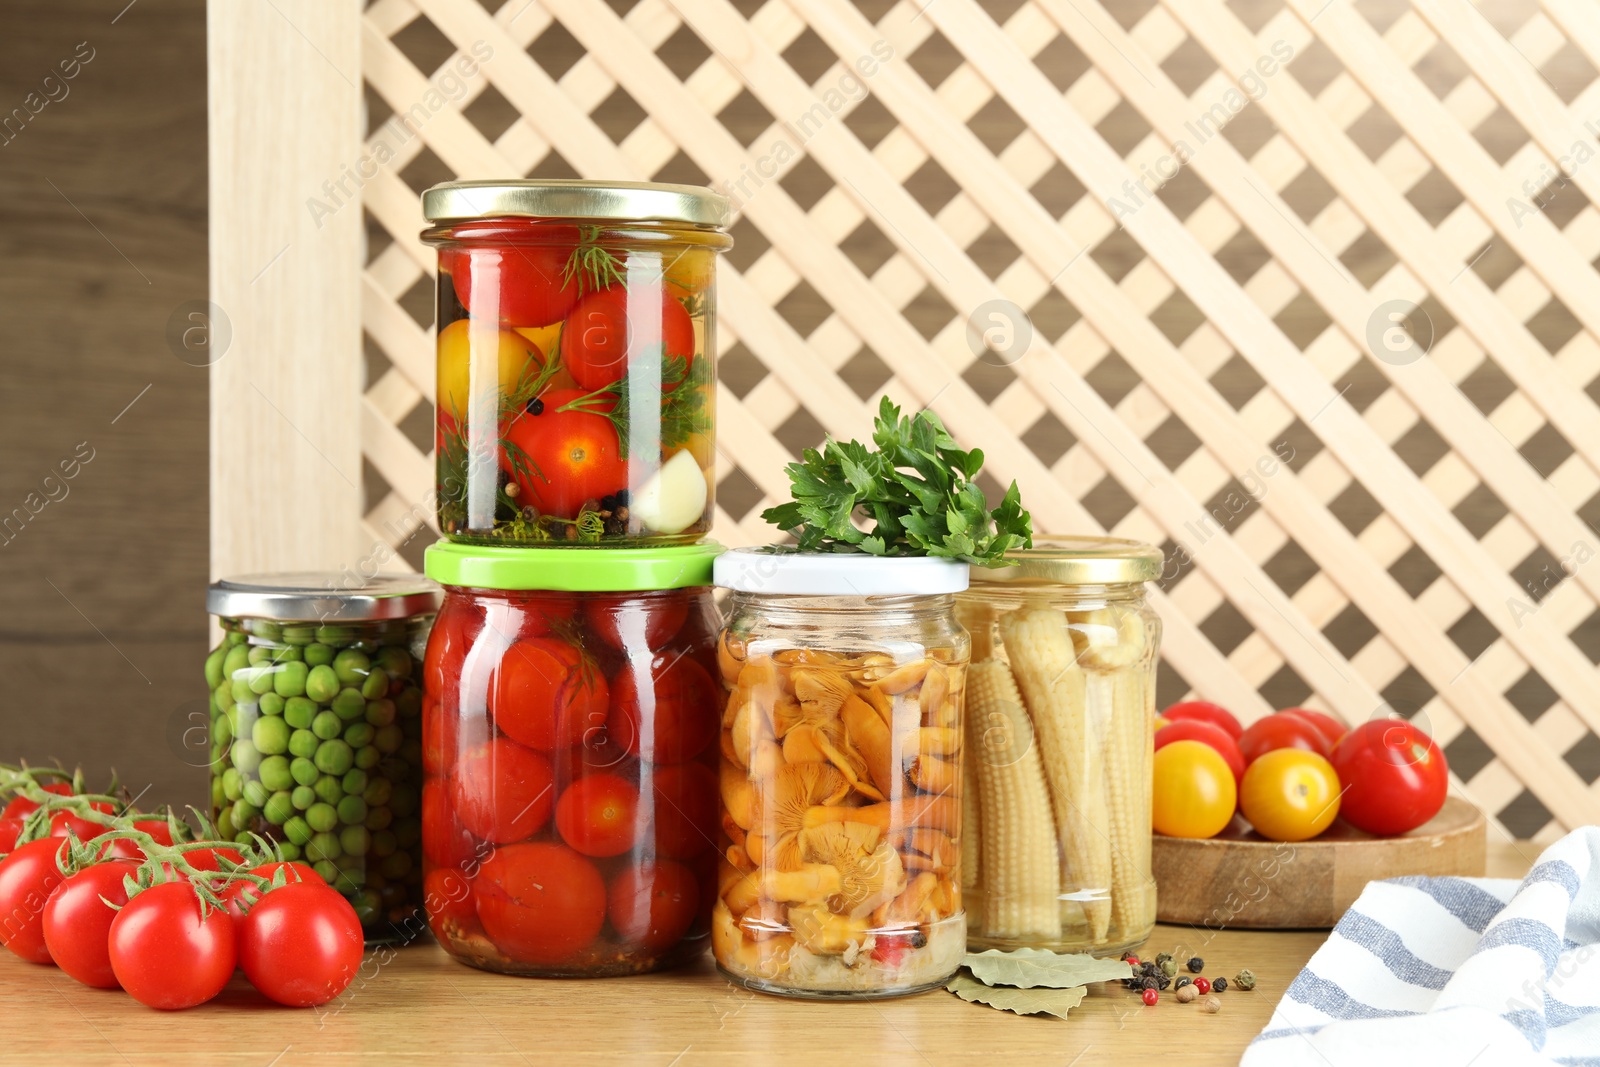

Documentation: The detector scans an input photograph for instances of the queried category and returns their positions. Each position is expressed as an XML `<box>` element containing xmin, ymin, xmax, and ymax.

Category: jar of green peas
<box><xmin>205</xmin><ymin>573</ymin><xmax>440</xmax><ymax>942</ymax></box>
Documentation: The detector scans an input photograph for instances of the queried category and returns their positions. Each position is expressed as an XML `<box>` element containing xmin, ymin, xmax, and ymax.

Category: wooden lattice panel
<box><xmin>354</xmin><ymin>0</ymin><xmax>1600</xmax><ymax>839</ymax></box>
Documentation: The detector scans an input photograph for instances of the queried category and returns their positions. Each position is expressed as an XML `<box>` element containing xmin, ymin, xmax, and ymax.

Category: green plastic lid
<box><xmin>423</xmin><ymin>540</ymin><xmax>723</xmax><ymax>592</ymax></box>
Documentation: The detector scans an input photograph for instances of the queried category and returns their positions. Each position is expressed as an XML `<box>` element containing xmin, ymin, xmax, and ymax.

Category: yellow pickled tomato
<box><xmin>663</xmin><ymin>247</ymin><xmax>714</xmax><ymax>303</ymax></box>
<box><xmin>436</xmin><ymin>319</ymin><xmax>540</xmax><ymax>421</ymax></box>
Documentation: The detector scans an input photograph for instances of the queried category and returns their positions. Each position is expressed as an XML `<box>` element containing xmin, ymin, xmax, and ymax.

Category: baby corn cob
<box><xmin>961</xmin><ymin>690</ymin><xmax>981</xmax><ymax>890</ymax></box>
<box><xmin>1000</xmin><ymin>608</ymin><xmax>1113</xmax><ymax>942</ymax></box>
<box><xmin>967</xmin><ymin>659</ymin><xmax>1060</xmax><ymax>938</ymax></box>
<box><xmin>1096</xmin><ymin>666</ymin><xmax>1155</xmax><ymax>937</ymax></box>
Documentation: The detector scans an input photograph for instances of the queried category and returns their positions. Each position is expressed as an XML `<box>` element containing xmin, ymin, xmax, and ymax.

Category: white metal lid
<box><xmin>714</xmin><ymin>548</ymin><xmax>970</xmax><ymax>596</ymax></box>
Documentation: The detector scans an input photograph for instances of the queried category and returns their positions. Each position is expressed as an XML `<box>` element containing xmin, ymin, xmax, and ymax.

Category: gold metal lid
<box><xmin>421</xmin><ymin>179</ymin><xmax>731</xmax><ymax>228</ymax></box>
<box><xmin>969</xmin><ymin>535</ymin><xmax>1163</xmax><ymax>587</ymax></box>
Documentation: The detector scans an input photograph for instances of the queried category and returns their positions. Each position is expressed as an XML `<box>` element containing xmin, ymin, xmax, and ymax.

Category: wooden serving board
<box><xmin>1151</xmin><ymin>797</ymin><xmax>1486</xmax><ymax>929</ymax></box>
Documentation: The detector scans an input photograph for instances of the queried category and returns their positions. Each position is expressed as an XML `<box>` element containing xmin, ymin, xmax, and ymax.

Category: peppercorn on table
<box><xmin>1</xmin><ymin>843</ymin><xmax>1532</xmax><ymax>1066</ymax></box>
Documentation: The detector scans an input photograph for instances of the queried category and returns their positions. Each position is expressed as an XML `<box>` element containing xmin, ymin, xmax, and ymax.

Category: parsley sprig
<box><xmin>761</xmin><ymin>397</ymin><xmax>1033</xmax><ymax>566</ymax></box>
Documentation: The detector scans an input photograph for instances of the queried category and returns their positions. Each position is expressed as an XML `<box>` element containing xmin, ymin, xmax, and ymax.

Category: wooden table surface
<box><xmin>0</xmin><ymin>843</ymin><xmax>1535</xmax><ymax>1067</ymax></box>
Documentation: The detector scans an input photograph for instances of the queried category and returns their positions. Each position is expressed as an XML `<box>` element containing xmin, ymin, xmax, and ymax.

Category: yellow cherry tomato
<box><xmin>1153</xmin><ymin>740</ymin><xmax>1237</xmax><ymax>839</ymax></box>
<box><xmin>436</xmin><ymin>319</ymin><xmax>542</xmax><ymax>421</ymax></box>
<box><xmin>1239</xmin><ymin>748</ymin><xmax>1341</xmax><ymax>842</ymax></box>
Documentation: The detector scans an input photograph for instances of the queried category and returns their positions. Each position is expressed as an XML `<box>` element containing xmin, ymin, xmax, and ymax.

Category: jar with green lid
<box><xmin>420</xmin><ymin>541</ymin><xmax>724</xmax><ymax>977</ymax></box>
<box><xmin>204</xmin><ymin>573</ymin><xmax>439</xmax><ymax>942</ymax></box>
<box><xmin>956</xmin><ymin>537</ymin><xmax>1163</xmax><ymax>956</ymax></box>
<box><xmin>421</xmin><ymin>180</ymin><xmax>732</xmax><ymax>547</ymax></box>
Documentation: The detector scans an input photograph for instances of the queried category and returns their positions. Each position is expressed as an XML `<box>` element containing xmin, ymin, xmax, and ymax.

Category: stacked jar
<box><xmin>418</xmin><ymin>180</ymin><xmax>732</xmax><ymax>977</ymax></box>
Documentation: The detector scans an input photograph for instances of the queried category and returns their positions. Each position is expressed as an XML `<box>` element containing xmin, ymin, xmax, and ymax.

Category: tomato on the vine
<box><xmin>49</xmin><ymin>801</ymin><xmax>116</xmax><ymax>842</ymax></box>
<box><xmin>220</xmin><ymin>861</ymin><xmax>325</xmax><ymax>928</ymax></box>
<box><xmin>582</xmin><ymin>591</ymin><xmax>688</xmax><ymax>652</ymax></box>
<box><xmin>0</xmin><ymin>817</ymin><xmax>22</xmax><ymax>853</ymax></box>
<box><xmin>1331</xmin><ymin>720</ymin><xmax>1448</xmax><ymax>836</ymax></box>
<box><xmin>109</xmin><ymin>882</ymin><xmax>237</xmax><ymax>1009</ymax></box>
<box><xmin>607</xmin><ymin>654</ymin><xmax>719</xmax><ymax>764</ymax></box>
<box><xmin>555</xmin><ymin>773</ymin><xmax>640</xmax><ymax>858</ymax></box>
<box><xmin>1</xmin><ymin>782</ymin><xmax>72</xmax><ymax>819</ymax></box>
<box><xmin>1239</xmin><ymin>749</ymin><xmax>1341</xmax><ymax>843</ymax></box>
<box><xmin>184</xmin><ymin>844</ymin><xmax>246</xmax><ymax>874</ymax></box>
<box><xmin>42</xmin><ymin>859</ymin><xmax>138</xmax><ymax>988</ymax></box>
<box><xmin>1281</xmin><ymin>707</ymin><xmax>1346</xmax><ymax>748</ymax></box>
<box><xmin>99</xmin><ymin>819</ymin><xmax>177</xmax><ymax>862</ymax></box>
<box><xmin>1238</xmin><ymin>712</ymin><xmax>1332</xmax><ymax>765</ymax></box>
<box><xmin>649</xmin><ymin>761</ymin><xmax>717</xmax><ymax>859</ymax></box>
<box><xmin>607</xmin><ymin>860</ymin><xmax>698</xmax><ymax>954</ymax></box>
<box><xmin>559</xmin><ymin>287</ymin><xmax>695</xmax><ymax>392</ymax></box>
<box><xmin>452</xmin><ymin>738</ymin><xmax>555</xmax><ymax>844</ymax></box>
<box><xmin>1152</xmin><ymin>740</ymin><xmax>1236</xmax><ymax>840</ymax></box>
<box><xmin>492</xmin><ymin>636</ymin><xmax>610</xmax><ymax>752</ymax></box>
<box><xmin>239</xmin><ymin>882</ymin><xmax>364</xmax><ymax>1007</ymax></box>
<box><xmin>446</xmin><ymin>243</ymin><xmax>581</xmax><ymax>329</ymax></box>
<box><xmin>0</xmin><ymin>837</ymin><xmax>68</xmax><ymax>963</ymax></box>
<box><xmin>501</xmin><ymin>389</ymin><xmax>625</xmax><ymax>519</ymax></box>
<box><xmin>474</xmin><ymin>842</ymin><xmax>605</xmax><ymax>964</ymax></box>
<box><xmin>1161</xmin><ymin>701</ymin><xmax>1242</xmax><ymax>739</ymax></box>
<box><xmin>1155</xmin><ymin>719</ymin><xmax>1245</xmax><ymax>791</ymax></box>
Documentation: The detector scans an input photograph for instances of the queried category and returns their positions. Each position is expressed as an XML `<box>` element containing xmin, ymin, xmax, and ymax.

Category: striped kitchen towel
<box><xmin>1242</xmin><ymin>826</ymin><xmax>1600</xmax><ymax>1067</ymax></box>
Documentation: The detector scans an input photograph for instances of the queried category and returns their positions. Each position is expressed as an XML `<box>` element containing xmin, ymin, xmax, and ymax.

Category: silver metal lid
<box><xmin>207</xmin><ymin>573</ymin><xmax>440</xmax><ymax>622</ymax></box>
<box><xmin>422</xmin><ymin>179</ymin><xmax>731</xmax><ymax>228</ymax></box>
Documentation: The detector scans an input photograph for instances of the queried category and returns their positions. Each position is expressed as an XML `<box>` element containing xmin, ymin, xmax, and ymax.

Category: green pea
<box><xmin>389</xmin><ymin>785</ymin><xmax>418</xmax><ymax>819</ymax></box>
<box><xmin>360</xmin><ymin>668</ymin><xmax>389</xmax><ymax>700</ymax></box>
<box><xmin>284</xmin><ymin>697</ymin><xmax>317</xmax><ymax>730</ymax></box>
<box><xmin>241</xmin><ymin>779</ymin><xmax>270</xmax><ymax>808</ymax></box>
<box><xmin>331</xmin><ymin>687</ymin><xmax>366</xmax><ymax>722</ymax></box>
<box><xmin>315</xmin><ymin>739</ymin><xmax>355</xmax><ymax>776</ymax></box>
<box><xmin>226</xmin><ymin>703</ymin><xmax>256</xmax><ymax>739</ymax></box>
<box><xmin>248</xmin><ymin>646</ymin><xmax>274</xmax><ymax>667</ymax></box>
<box><xmin>232</xmin><ymin>799</ymin><xmax>260</xmax><ymax>826</ymax></box>
<box><xmin>306</xmin><ymin>833</ymin><xmax>342</xmax><ymax>863</ymax></box>
<box><xmin>252</xmin><ymin>620</ymin><xmax>283</xmax><ymax>642</ymax></box>
<box><xmin>258</xmin><ymin>755</ymin><xmax>294</xmax><ymax>792</ymax></box>
<box><xmin>252</xmin><ymin>716</ymin><xmax>290</xmax><ymax>757</ymax></box>
<box><xmin>311</xmin><ymin>710</ymin><xmax>343</xmax><ymax>741</ymax></box>
<box><xmin>306</xmin><ymin>802</ymin><xmax>339</xmax><ymax>833</ymax></box>
<box><xmin>204</xmin><ymin>647</ymin><xmax>226</xmax><ymax>689</ymax></box>
<box><xmin>313</xmin><ymin>774</ymin><xmax>343</xmax><ymax>806</ymax></box>
<box><xmin>364</xmin><ymin>805</ymin><xmax>393</xmax><ymax>831</ymax></box>
<box><xmin>248</xmin><ymin>665</ymin><xmax>276</xmax><ymax>696</ymax></box>
<box><xmin>364</xmin><ymin>699</ymin><xmax>396</xmax><ymax>728</ymax></box>
<box><xmin>282</xmin><ymin>815</ymin><xmax>313</xmax><ymax>845</ymax></box>
<box><xmin>274</xmin><ymin>660</ymin><xmax>309</xmax><ymax>699</ymax></box>
<box><xmin>343</xmin><ymin>723</ymin><xmax>376</xmax><ymax>749</ymax></box>
<box><xmin>316</xmin><ymin>625</ymin><xmax>355</xmax><ymax>646</ymax></box>
<box><xmin>291</xmin><ymin>784</ymin><xmax>316</xmax><ymax>810</ymax></box>
<box><xmin>394</xmin><ymin>818</ymin><xmax>421</xmax><ymax>849</ymax></box>
<box><xmin>371</xmin><ymin>830</ymin><xmax>398</xmax><ymax>857</ymax></box>
<box><xmin>224</xmin><ymin>629</ymin><xmax>248</xmax><ymax>648</ymax></box>
<box><xmin>312</xmin><ymin>858</ymin><xmax>340</xmax><ymax>884</ymax></box>
<box><xmin>333</xmin><ymin>648</ymin><xmax>371</xmax><ymax>687</ymax></box>
<box><xmin>212</xmin><ymin>711</ymin><xmax>233</xmax><ymax>746</ymax></box>
<box><xmin>263</xmin><ymin>791</ymin><xmax>295</xmax><ymax>826</ymax></box>
<box><xmin>231</xmin><ymin>676</ymin><xmax>257</xmax><ymax>705</ymax></box>
<box><xmin>381</xmin><ymin>850</ymin><xmax>413</xmax><ymax>879</ymax></box>
<box><xmin>231</xmin><ymin>739</ymin><xmax>262</xmax><ymax>774</ymax></box>
<box><xmin>305</xmin><ymin>664</ymin><xmax>340</xmax><ymax>704</ymax></box>
<box><xmin>339</xmin><ymin>826</ymin><xmax>372</xmax><ymax>857</ymax></box>
<box><xmin>289</xmin><ymin>729</ymin><xmax>319</xmax><ymax>759</ymax></box>
<box><xmin>282</xmin><ymin>625</ymin><xmax>316</xmax><ymax>647</ymax></box>
<box><xmin>222</xmin><ymin>644</ymin><xmax>250</xmax><ymax>679</ymax></box>
<box><xmin>216</xmin><ymin>808</ymin><xmax>237</xmax><ymax>839</ymax></box>
<box><xmin>351</xmin><ymin>889</ymin><xmax>380</xmax><ymax>924</ymax></box>
<box><xmin>332</xmin><ymin>869</ymin><xmax>363</xmax><ymax>895</ymax></box>
<box><xmin>337</xmin><ymin>795</ymin><xmax>368</xmax><ymax>825</ymax></box>
<box><xmin>258</xmin><ymin>692</ymin><xmax>285</xmax><ymax>717</ymax></box>
<box><xmin>214</xmin><ymin>682</ymin><xmax>237</xmax><ymax>712</ymax></box>
<box><xmin>377</xmin><ymin>646</ymin><xmax>413</xmax><ymax>681</ymax></box>
<box><xmin>221</xmin><ymin>766</ymin><xmax>243</xmax><ymax>802</ymax></box>
<box><xmin>340</xmin><ymin>769</ymin><xmax>369</xmax><ymax>796</ymax></box>
<box><xmin>233</xmin><ymin>831</ymin><xmax>257</xmax><ymax>845</ymax></box>
<box><xmin>362</xmin><ymin>778</ymin><xmax>392</xmax><ymax>807</ymax></box>
<box><xmin>395</xmin><ymin>687</ymin><xmax>422</xmax><ymax>720</ymax></box>
<box><xmin>374</xmin><ymin>724</ymin><xmax>403</xmax><ymax>755</ymax></box>
<box><xmin>270</xmin><ymin>644</ymin><xmax>303</xmax><ymax>663</ymax></box>
<box><xmin>210</xmin><ymin>775</ymin><xmax>226</xmax><ymax>809</ymax></box>
<box><xmin>355</xmin><ymin>746</ymin><xmax>382</xmax><ymax>770</ymax></box>
<box><xmin>276</xmin><ymin>840</ymin><xmax>303</xmax><ymax>861</ymax></box>
<box><xmin>305</xmin><ymin>641</ymin><xmax>335</xmax><ymax>667</ymax></box>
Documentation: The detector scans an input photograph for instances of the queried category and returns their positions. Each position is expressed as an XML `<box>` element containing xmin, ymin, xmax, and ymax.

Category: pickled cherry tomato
<box><xmin>559</xmin><ymin>288</ymin><xmax>696</xmax><ymax>392</ymax></box>
<box><xmin>608</xmin><ymin>654</ymin><xmax>719</xmax><ymax>764</ymax></box>
<box><xmin>554</xmin><ymin>773</ymin><xmax>640</xmax><ymax>858</ymax></box>
<box><xmin>581</xmin><ymin>591</ymin><xmax>688</xmax><ymax>652</ymax></box>
<box><xmin>446</xmin><ymin>244</ymin><xmax>581</xmax><ymax>329</ymax></box>
<box><xmin>422</xmin><ymin>780</ymin><xmax>480</xmax><ymax>869</ymax></box>
<box><xmin>607</xmin><ymin>860</ymin><xmax>699</xmax><ymax>954</ymax></box>
<box><xmin>492</xmin><ymin>637</ymin><xmax>609</xmax><ymax>752</ymax></box>
<box><xmin>649</xmin><ymin>761</ymin><xmax>717</xmax><ymax>859</ymax></box>
<box><xmin>451</xmin><ymin>738</ymin><xmax>555</xmax><ymax>844</ymax></box>
<box><xmin>474</xmin><ymin>842</ymin><xmax>605</xmax><ymax>964</ymax></box>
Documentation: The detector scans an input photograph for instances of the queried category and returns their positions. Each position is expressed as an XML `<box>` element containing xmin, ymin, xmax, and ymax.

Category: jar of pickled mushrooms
<box><xmin>957</xmin><ymin>537</ymin><xmax>1161</xmax><ymax>956</ymax></box>
<box><xmin>711</xmin><ymin>550</ymin><xmax>970</xmax><ymax>999</ymax></box>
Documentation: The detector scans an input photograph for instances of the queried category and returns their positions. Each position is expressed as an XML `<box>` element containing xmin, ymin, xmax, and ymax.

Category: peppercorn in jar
<box><xmin>205</xmin><ymin>574</ymin><xmax>439</xmax><ymax>943</ymax></box>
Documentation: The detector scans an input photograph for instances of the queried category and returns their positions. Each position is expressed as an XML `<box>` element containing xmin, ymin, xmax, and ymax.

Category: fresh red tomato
<box><xmin>1162</xmin><ymin>701</ymin><xmax>1243</xmax><ymax>740</ymax></box>
<box><xmin>649</xmin><ymin>761</ymin><xmax>717</xmax><ymax>859</ymax></box>
<box><xmin>42</xmin><ymin>859</ymin><xmax>138</xmax><ymax>988</ymax></box>
<box><xmin>607</xmin><ymin>860</ymin><xmax>698</xmax><ymax>954</ymax></box>
<box><xmin>1155</xmin><ymin>719</ymin><xmax>1245</xmax><ymax>791</ymax></box>
<box><xmin>475</xmin><ymin>842</ymin><xmax>606</xmax><ymax>964</ymax></box>
<box><xmin>0</xmin><ymin>818</ymin><xmax>22</xmax><ymax>853</ymax></box>
<box><xmin>423</xmin><ymin>780</ymin><xmax>480</xmax><ymax>870</ymax></box>
<box><xmin>501</xmin><ymin>389</ymin><xmax>625</xmax><ymax>520</ymax></box>
<box><xmin>1281</xmin><ymin>707</ymin><xmax>1346</xmax><ymax>748</ymax></box>
<box><xmin>559</xmin><ymin>287</ymin><xmax>696</xmax><ymax>392</ymax></box>
<box><xmin>446</xmin><ymin>243</ymin><xmax>581</xmax><ymax>329</ymax></box>
<box><xmin>109</xmin><ymin>882</ymin><xmax>237</xmax><ymax>1009</ymax></box>
<box><xmin>184</xmin><ymin>845</ymin><xmax>247</xmax><ymax>874</ymax></box>
<box><xmin>452</xmin><ymin>738</ymin><xmax>556</xmax><ymax>844</ymax></box>
<box><xmin>582</xmin><ymin>591</ymin><xmax>689</xmax><ymax>652</ymax></box>
<box><xmin>424</xmin><ymin>867</ymin><xmax>481</xmax><ymax>942</ymax></box>
<box><xmin>238</xmin><ymin>882</ymin><xmax>364</xmax><ymax>1007</ymax></box>
<box><xmin>1331</xmin><ymin>720</ymin><xmax>1449</xmax><ymax>836</ymax></box>
<box><xmin>220</xmin><ymin>862</ymin><xmax>325</xmax><ymax>928</ymax></box>
<box><xmin>98</xmin><ymin>818</ymin><xmax>178</xmax><ymax>862</ymax></box>
<box><xmin>555</xmin><ymin>774</ymin><xmax>640</xmax><ymax>858</ymax></box>
<box><xmin>492</xmin><ymin>637</ymin><xmax>610</xmax><ymax>752</ymax></box>
<box><xmin>0</xmin><ymin>837</ymin><xmax>67</xmax><ymax>963</ymax></box>
<box><xmin>49</xmin><ymin>801</ymin><xmax>116</xmax><ymax>842</ymax></box>
<box><xmin>607</xmin><ymin>653</ymin><xmax>719</xmax><ymax>764</ymax></box>
<box><xmin>1239</xmin><ymin>712</ymin><xmax>1332</xmax><ymax>764</ymax></box>
<box><xmin>0</xmin><ymin>782</ymin><xmax>73</xmax><ymax>819</ymax></box>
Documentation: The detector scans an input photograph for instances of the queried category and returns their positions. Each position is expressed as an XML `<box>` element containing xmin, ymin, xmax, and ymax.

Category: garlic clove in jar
<box><xmin>631</xmin><ymin>449</ymin><xmax>707</xmax><ymax>534</ymax></box>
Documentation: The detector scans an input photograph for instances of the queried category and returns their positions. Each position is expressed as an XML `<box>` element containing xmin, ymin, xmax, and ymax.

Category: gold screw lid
<box><xmin>969</xmin><ymin>535</ymin><xmax>1163</xmax><ymax>587</ymax></box>
<box><xmin>421</xmin><ymin>179</ymin><xmax>731</xmax><ymax>228</ymax></box>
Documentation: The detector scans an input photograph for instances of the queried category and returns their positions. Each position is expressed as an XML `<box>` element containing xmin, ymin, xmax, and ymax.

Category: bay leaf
<box><xmin>962</xmin><ymin>948</ymin><xmax>1133</xmax><ymax>989</ymax></box>
<box><xmin>946</xmin><ymin>973</ymin><xmax>1087</xmax><ymax>1019</ymax></box>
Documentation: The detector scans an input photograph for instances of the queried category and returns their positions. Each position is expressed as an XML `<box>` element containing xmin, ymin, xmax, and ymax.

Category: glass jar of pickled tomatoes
<box><xmin>711</xmin><ymin>550</ymin><xmax>971</xmax><ymax>999</ymax></box>
<box><xmin>421</xmin><ymin>180</ymin><xmax>731</xmax><ymax>547</ymax></box>
<box><xmin>420</xmin><ymin>541</ymin><xmax>725</xmax><ymax>976</ymax></box>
